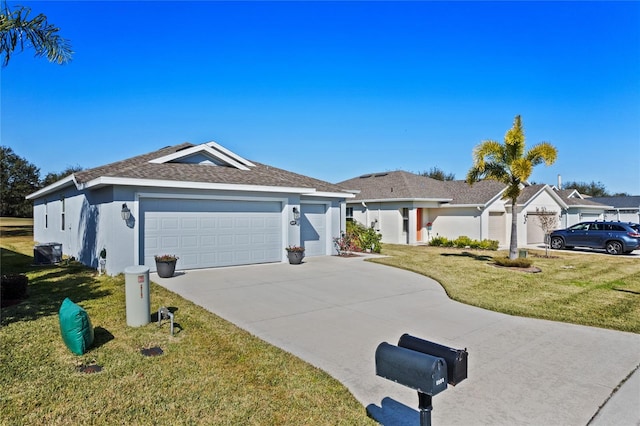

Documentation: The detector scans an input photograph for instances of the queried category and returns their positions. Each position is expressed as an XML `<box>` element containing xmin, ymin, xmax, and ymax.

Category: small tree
<box><xmin>467</xmin><ymin>115</ymin><xmax>558</xmax><ymax>259</ymax></box>
<box><xmin>535</xmin><ymin>207</ymin><xmax>558</xmax><ymax>257</ymax></box>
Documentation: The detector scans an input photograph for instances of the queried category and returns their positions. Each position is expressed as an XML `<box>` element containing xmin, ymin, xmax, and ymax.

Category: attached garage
<box><xmin>488</xmin><ymin>212</ymin><xmax>506</xmax><ymax>246</ymax></box>
<box><xmin>300</xmin><ymin>203</ymin><xmax>327</xmax><ymax>256</ymax></box>
<box><xmin>141</xmin><ymin>198</ymin><xmax>283</xmax><ymax>271</ymax></box>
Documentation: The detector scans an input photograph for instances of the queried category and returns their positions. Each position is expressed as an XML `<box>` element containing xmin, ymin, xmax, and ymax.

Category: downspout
<box><xmin>362</xmin><ymin>201</ymin><xmax>368</xmax><ymax>228</ymax></box>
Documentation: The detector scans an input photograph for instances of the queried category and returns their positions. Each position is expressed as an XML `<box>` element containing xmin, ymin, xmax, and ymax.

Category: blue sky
<box><xmin>3</xmin><ymin>1</ymin><xmax>639</xmax><ymax>195</ymax></box>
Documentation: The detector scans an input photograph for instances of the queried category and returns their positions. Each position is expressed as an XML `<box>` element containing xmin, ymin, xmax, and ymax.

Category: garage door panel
<box><xmin>182</xmin><ymin>218</ymin><xmax>198</xmax><ymax>229</ymax></box>
<box><xmin>142</xmin><ymin>199</ymin><xmax>282</xmax><ymax>270</ymax></box>
<box><xmin>181</xmin><ymin>235</ymin><xmax>198</xmax><ymax>248</ymax></box>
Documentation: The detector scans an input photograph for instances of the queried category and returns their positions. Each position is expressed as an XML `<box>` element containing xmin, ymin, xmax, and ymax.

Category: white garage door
<box><xmin>488</xmin><ymin>212</ymin><xmax>506</xmax><ymax>247</ymax></box>
<box><xmin>300</xmin><ymin>203</ymin><xmax>326</xmax><ymax>257</ymax></box>
<box><xmin>526</xmin><ymin>214</ymin><xmax>546</xmax><ymax>244</ymax></box>
<box><xmin>141</xmin><ymin>198</ymin><xmax>282</xmax><ymax>271</ymax></box>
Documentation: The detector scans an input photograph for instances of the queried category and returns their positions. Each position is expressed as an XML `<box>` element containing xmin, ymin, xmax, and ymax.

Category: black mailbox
<box><xmin>398</xmin><ymin>334</ymin><xmax>468</xmax><ymax>386</ymax></box>
<box><xmin>375</xmin><ymin>342</ymin><xmax>448</xmax><ymax>396</ymax></box>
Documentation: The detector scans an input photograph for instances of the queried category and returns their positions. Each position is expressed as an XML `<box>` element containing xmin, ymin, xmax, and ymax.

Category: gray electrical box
<box><xmin>124</xmin><ymin>266</ymin><xmax>150</xmax><ymax>327</ymax></box>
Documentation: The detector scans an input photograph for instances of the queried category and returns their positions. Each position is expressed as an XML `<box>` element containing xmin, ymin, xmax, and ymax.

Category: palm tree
<box><xmin>466</xmin><ymin>115</ymin><xmax>558</xmax><ymax>259</ymax></box>
<box><xmin>0</xmin><ymin>1</ymin><xmax>72</xmax><ymax>67</ymax></box>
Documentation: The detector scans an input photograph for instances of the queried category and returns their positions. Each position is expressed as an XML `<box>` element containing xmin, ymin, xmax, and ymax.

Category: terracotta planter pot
<box><xmin>287</xmin><ymin>251</ymin><xmax>305</xmax><ymax>265</ymax></box>
<box><xmin>156</xmin><ymin>260</ymin><xmax>177</xmax><ymax>278</ymax></box>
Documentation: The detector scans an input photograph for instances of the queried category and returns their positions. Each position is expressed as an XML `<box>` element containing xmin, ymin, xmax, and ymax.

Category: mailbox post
<box><xmin>374</xmin><ymin>335</ymin><xmax>468</xmax><ymax>426</ymax></box>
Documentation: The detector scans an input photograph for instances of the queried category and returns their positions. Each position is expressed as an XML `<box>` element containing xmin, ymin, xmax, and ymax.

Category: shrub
<box><xmin>1</xmin><ymin>273</ymin><xmax>28</xmax><ymax>299</ymax></box>
<box><xmin>429</xmin><ymin>236</ymin><xmax>499</xmax><ymax>251</ymax></box>
<box><xmin>337</xmin><ymin>221</ymin><xmax>383</xmax><ymax>253</ymax></box>
<box><xmin>453</xmin><ymin>235</ymin><xmax>474</xmax><ymax>248</ymax></box>
<box><xmin>429</xmin><ymin>236</ymin><xmax>449</xmax><ymax>247</ymax></box>
<box><xmin>479</xmin><ymin>239</ymin><xmax>499</xmax><ymax>250</ymax></box>
<box><xmin>493</xmin><ymin>257</ymin><xmax>533</xmax><ymax>268</ymax></box>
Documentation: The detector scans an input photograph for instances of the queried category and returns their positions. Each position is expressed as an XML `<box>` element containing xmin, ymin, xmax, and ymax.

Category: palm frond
<box><xmin>511</xmin><ymin>157</ymin><xmax>533</xmax><ymax>182</ymax></box>
<box><xmin>526</xmin><ymin>142</ymin><xmax>558</xmax><ymax>167</ymax></box>
<box><xmin>1</xmin><ymin>3</ymin><xmax>73</xmax><ymax>66</ymax></box>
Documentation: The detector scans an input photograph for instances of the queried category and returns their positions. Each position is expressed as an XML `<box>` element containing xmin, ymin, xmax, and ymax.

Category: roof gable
<box><xmin>148</xmin><ymin>142</ymin><xmax>254</xmax><ymax>170</ymax></box>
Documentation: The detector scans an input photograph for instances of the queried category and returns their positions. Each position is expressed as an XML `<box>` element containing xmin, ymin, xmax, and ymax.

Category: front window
<box><xmin>402</xmin><ymin>208</ymin><xmax>409</xmax><ymax>233</ymax></box>
<box><xmin>61</xmin><ymin>197</ymin><xmax>65</xmax><ymax>231</ymax></box>
<box><xmin>346</xmin><ymin>207</ymin><xmax>353</xmax><ymax>222</ymax></box>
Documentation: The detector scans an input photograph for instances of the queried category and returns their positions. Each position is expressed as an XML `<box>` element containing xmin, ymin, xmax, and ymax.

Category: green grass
<box><xmin>372</xmin><ymin>244</ymin><xmax>640</xmax><ymax>333</ymax></box>
<box><xmin>0</xmin><ymin>218</ymin><xmax>375</xmax><ymax>425</ymax></box>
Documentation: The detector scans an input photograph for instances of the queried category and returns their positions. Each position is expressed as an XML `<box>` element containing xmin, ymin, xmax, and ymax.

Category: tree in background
<box><xmin>41</xmin><ymin>165</ymin><xmax>83</xmax><ymax>187</ymax></box>
<box><xmin>467</xmin><ymin>115</ymin><xmax>558</xmax><ymax>259</ymax></box>
<box><xmin>0</xmin><ymin>1</ymin><xmax>73</xmax><ymax>66</ymax></box>
<box><xmin>0</xmin><ymin>146</ymin><xmax>40</xmax><ymax>217</ymax></box>
<box><xmin>420</xmin><ymin>166</ymin><xmax>455</xmax><ymax>181</ymax></box>
<box><xmin>563</xmin><ymin>180</ymin><xmax>630</xmax><ymax>197</ymax></box>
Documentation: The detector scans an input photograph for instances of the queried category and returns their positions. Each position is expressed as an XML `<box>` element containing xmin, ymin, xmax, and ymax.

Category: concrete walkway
<box><xmin>153</xmin><ymin>255</ymin><xmax>640</xmax><ymax>426</ymax></box>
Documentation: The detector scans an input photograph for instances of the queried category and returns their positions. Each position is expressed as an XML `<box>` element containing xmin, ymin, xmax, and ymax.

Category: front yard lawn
<box><xmin>372</xmin><ymin>244</ymin><xmax>640</xmax><ymax>333</ymax></box>
<box><xmin>0</xmin><ymin>218</ymin><xmax>374</xmax><ymax>425</ymax></box>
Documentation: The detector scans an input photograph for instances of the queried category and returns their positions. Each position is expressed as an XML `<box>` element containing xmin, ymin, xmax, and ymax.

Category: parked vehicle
<box><xmin>550</xmin><ymin>221</ymin><xmax>640</xmax><ymax>255</ymax></box>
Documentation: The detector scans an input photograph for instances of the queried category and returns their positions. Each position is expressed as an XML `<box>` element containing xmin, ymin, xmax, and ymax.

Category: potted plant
<box><xmin>285</xmin><ymin>245</ymin><xmax>305</xmax><ymax>265</ymax></box>
<box><xmin>155</xmin><ymin>254</ymin><xmax>179</xmax><ymax>278</ymax></box>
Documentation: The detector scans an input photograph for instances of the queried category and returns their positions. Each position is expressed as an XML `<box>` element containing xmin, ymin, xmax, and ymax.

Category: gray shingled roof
<box><xmin>554</xmin><ymin>189</ymin><xmax>612</xmax><ymax>207</ymax></box>
<box><xmin>589</xmin><ymin>196</ymin><xmax>640</xmax><ymax>209</ymax></box>
<box><xmin>73</xmin><ymin>143</ymin><xmax>349</xmax><ymax>194</ymax></box>
<box><xmin>337</xmin><ymin>171</ymin><xmax>511</xmax><ymax>205</ymax></box>
<box><xmin>446</xmin><ymin>180</ymin><xmax>507</xmax><ymax>204</ymax></box>
<box><xmin>337</xmin><ymin>171</ymin><xmax>452</xmax><ymax>201</ymax></box>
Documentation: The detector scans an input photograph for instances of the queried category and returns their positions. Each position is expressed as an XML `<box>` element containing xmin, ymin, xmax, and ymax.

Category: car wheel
<box><xmin>605</xmin><ymin>241</ymin><xmax>623</xmax><ymax>255</ymax></box>
<box><xmin>550</xmin><ymin>236</ymin><xmax>565</xmax><ymax>250</ymax></box>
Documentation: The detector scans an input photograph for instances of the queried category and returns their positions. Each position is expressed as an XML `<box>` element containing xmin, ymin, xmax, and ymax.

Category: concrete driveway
<box><xmin>153</xmin><ymin>255</ymin><xmax>640</xmax><ymax>426</ymax></box>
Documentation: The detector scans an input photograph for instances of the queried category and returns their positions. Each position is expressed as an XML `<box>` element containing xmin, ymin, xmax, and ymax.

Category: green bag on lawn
<box><xmin>59</xmin><ymin>297</ymin><xmax>94</xmax><ymax>355</ymax></box>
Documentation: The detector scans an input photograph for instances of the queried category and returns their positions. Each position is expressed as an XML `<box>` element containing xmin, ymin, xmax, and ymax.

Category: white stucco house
<box><xmin>553</xmin><ymin>189</ymin><xmax>614</xmax><ymax>228</ymax></box>
<box><xmin>27</xmin><ymin>141</ymin><xmax>353</xmax><ymax>275</ymax></box>
<box><xmin>588</xmin><ymin>195</ymin><xmax>640</xmax><ymax>223</ymax></box>
<box><xmin>337</xmin><ymin>171</ymin><xmax>611</xmax><ymax>247</ymax></box>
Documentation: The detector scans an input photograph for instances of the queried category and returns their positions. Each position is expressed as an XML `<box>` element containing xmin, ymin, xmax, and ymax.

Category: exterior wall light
<box><xmin>121</xmin><ymin>203</ymin><xmax>131</xmax><ymax>221</ymax></box>
<box><xmin>290</xmin><ymin>206</ymin><xmax>301</xmax><ymax>225</ymax></box>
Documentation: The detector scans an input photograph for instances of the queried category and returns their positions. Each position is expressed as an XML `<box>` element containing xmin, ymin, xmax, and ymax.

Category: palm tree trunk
<box><xmin>509</xmin><ymin>197</ymin><xmax>518</xmax><ymax>259</ymax></box>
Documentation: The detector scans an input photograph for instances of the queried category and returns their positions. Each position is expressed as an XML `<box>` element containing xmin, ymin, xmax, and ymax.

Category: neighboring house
<box><xmin>337</xmin><ymin>171</ymin><xmax>607</xmax><ymax>247</ymax></box>
<box><xmin>588</xmin><ymin>196</ymin><xmax>640</xmax><ymax>223</ymax></box>
<box><xmin>553</xmin><ymin>189</ymin><xmax>614</xmax><ymax>227</ymax></box>
<box><xmin>27</xmin><ymin>141</ymin><xmax>353</xmax><ymax>275</ymax></box>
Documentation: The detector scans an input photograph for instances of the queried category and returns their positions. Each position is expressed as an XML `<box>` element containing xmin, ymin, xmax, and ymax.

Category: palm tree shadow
<box><xmin>440</xmin><ymin>251</ymin><xmax>493</xmax><ymax>262</ymax></box>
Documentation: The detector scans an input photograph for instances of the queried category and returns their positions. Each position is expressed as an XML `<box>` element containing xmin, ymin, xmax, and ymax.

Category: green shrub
<box><xmin>429</xmin><ymin>236</ymin><xmax>448</xmax><ymax>247</ymax></box>
<box><xmin>479</xmin><ymin>239</ymin><xmax>499</xmax><ymax>250</ymax></box>
<box><xmin>338</xmin><ymin>221</ymin><xmax>383</xmax><ymax>253</ymax></box>
<box><xmin>429</xmin><ymin>236</ymin><xmax>499</xmax><ymax>251</ymax></box>
<box><xmin>453</xmin><ymin>235</ymin><xmax>473</xmax><ymax>248</ymax></box>
<box><xmin>493</xmin><ymin>257</ymin><xmax>533</xmax><ymax>268</ymax></box>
